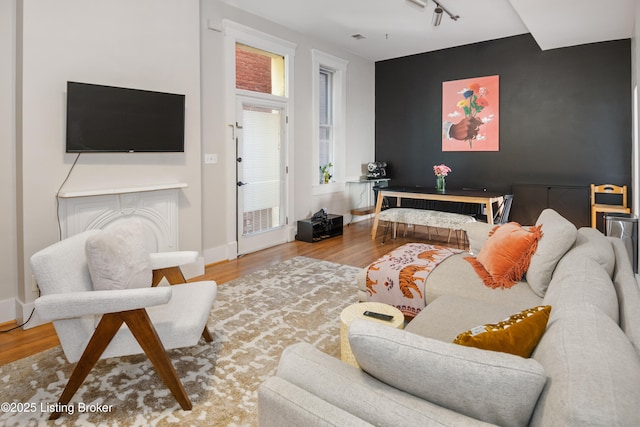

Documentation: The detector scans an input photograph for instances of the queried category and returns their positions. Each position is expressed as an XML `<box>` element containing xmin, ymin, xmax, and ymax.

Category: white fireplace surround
<box><xmin>58</xmin><ymin>183</ymin><xmax>188</xmax><ymax>254</ymax></box>
<box><xmin>8</xmin><ymin>183</ymin><xmax>204</xmax><ymax>328</ymax></box>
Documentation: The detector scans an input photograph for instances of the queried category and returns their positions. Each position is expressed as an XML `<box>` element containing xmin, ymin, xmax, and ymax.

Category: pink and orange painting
<box><xmin>442</xmin><ymin>75</ymin><xmax>499</xmax><ymax>152</ymax></box>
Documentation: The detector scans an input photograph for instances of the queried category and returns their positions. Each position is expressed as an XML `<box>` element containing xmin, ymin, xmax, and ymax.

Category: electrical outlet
<box><xmin>31</xmin><ymin>275</ymin><xmax>39</xmax><ymax>293</ymax></box>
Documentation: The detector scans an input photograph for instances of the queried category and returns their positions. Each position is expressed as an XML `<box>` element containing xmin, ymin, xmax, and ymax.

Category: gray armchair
<box><xmin>31</xmin><ymin>228</ymin><xmax>217</xmax><ymax>420</ymax></box>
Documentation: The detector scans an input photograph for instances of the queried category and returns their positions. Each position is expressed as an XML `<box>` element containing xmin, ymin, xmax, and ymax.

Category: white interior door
<box><xmin>236</xmin><ymin>97</ymin><xmax>288</xmax><ymax>255</ymax></box>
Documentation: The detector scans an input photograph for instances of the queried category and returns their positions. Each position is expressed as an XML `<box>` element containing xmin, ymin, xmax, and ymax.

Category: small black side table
<box><xmin>296</xmin><ymin>214</ymin><xmax>343</xmax><ymax>243</ymax></box>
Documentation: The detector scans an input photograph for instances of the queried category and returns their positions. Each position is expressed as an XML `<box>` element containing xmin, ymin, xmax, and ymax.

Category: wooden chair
<box><xmin>31</xmin><ymin>229</ymin><xmax>217</xmax><ymax>419</ymax></box>
<box><xmin>590</xmin><ymin>184</ymin><xmax>630</xmax><ymax>228</ymax></box>
<box><xmin>493</xmin><ymin>194</ymin><xmax>514</xmax><ymax>225</ymax></box>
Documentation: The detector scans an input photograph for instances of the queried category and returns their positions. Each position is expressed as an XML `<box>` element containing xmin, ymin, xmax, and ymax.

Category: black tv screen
<box><xmin>66</xmin><ymin>81</ymin><xmax>185</xmax><ymax>153</ymax></box>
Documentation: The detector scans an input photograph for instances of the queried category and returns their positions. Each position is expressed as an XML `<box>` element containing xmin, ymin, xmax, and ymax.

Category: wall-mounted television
<box><xmin>66</xmin><ymin>81</ymin><xmax>185</xmax><ymax>153</ymax></box>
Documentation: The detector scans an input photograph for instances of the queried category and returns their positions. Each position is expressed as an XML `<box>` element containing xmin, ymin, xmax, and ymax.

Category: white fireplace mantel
<box><xmin>57</xmin><ymin>182</ymin><xmax>188</xmax><ymax>198</ymax></box>
<box><xmin>58</xmin><ymin>183</ymin><xmax>188</xmax><ymax>252</ymax></box>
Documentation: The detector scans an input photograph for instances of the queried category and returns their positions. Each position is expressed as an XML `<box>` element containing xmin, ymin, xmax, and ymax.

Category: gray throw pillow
<box><xmin>526</xmin><ymin>209</ymin><xmax>577</xmax><ymax>297</ymax></box>
<box><xmin>348</xmin><ymin>319</ymin><xmax>546</xmax><ymax>427</ymax></box>
<box><xmin>463</xmin><ymin>221</ymin><xmax>494</xmax><ymax>255</ymax></box>
<box><xmin>85</xmin><ymin>221</ymin><xmax>152</xmax><ymax>290</ymax></box>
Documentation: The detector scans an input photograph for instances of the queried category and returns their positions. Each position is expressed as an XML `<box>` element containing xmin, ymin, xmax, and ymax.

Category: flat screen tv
<box><xmin>66</xmin><ymin>81</ymin><xmax>185</xmax><ymax>153</ymax></box>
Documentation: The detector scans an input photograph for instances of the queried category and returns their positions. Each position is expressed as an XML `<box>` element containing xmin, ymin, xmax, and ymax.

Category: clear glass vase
<box><xmin>436</xmin><ymin>175</ymin><xmax>446</xmax><ymax>192</ymax></box>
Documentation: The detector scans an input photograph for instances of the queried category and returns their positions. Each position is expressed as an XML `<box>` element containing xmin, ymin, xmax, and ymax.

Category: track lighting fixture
<box><xmin>432</xmin><ymin>6</ymin><xmax>443</xmax><ymax>26</ymax></box>
<box><xmin>431</xmin><ymin>0</ymin><xmax>459</xmax><ymax>26</ymax></box>
<box><xmin>406</xmin><ymin>0</ymin><xmax>460</xmax><ymax>27</ymax></box>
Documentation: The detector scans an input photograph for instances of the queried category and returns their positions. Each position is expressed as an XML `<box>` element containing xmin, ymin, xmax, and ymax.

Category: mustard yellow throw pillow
<box><xmin>453</xmin><ymin>305</ymin><xmax>552</xmax><ymax>358</ymax></box>
<box><xmin>465</xmin><ymin>222</ymin><xmax>543</xmax><ymax>289</ymax></box>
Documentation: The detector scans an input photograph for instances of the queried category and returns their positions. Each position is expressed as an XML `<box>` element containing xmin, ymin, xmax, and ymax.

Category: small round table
<box><xmin>340</xmin><ymin>302</ymin><xmax>404</xmax><ymax>368</ymax></box>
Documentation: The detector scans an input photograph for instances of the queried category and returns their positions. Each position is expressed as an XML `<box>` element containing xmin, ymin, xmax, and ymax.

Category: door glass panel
<box><xmin>241</xmin><ymin>105</ymin><xmax>284</xmax><ymax>236</ymax></box>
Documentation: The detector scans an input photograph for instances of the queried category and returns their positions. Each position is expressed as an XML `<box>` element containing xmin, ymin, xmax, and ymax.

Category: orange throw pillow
<box><xmin>453</xmin><ymin>305</ymin><xmax>552</xmax><ymax>358</ymax></box>
<box><xmin>465</xmin><ymin>222</ymin><xmax>543</xmax><ymax>289</ymax></box>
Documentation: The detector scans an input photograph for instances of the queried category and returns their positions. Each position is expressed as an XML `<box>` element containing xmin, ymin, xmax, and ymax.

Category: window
<box><xmin>235</xmin><ymin>43</ymin><xmax>285</xmax><ymax>97</ymax></box>
<box><xmin>312</xmin><ymin>50</ymin><xmax>348</xmax><ymax>193</ymax></box>
<box><xmin>319</xmin><ymin>68</ymin><xmax>333</xmax><ymax>178</ymax></box>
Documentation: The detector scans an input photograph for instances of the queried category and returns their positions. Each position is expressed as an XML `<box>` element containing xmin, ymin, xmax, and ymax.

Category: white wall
<box><xmin>200</xmin><ymin>0</ymin><xmax>375</xmax><ymax>262</ymax></box>
<box><xmin>0</xmin><ymin>0</ymin><xmax>375</xmax><ymax>324</ymax></box>
<box><xmin>0</xmin><ymin>0</ymin><xmax>18</xmax><ymax>322</ymax></box>
<box><xmin>13</xmin><ymin>0</ymin><xmax>202</xmax><ymax>324</ymax></box>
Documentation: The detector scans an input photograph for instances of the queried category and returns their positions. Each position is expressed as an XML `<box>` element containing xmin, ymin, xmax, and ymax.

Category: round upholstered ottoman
<box><xmin>340</xmin><ymin>302</ymin><xmax>404</xmax><ymax>368</ymax></box>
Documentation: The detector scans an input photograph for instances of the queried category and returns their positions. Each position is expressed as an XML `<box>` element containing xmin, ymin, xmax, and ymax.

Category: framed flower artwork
<box><xmin>442</xmin><ymin>75</ymin><xmax>499</xmax><ymax>152</ymax></box>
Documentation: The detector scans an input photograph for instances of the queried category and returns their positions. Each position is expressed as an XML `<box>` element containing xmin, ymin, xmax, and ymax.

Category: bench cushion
<box><xmin>379</xmin><ymin>208</ymin><xmax>475</xmax><ymax>230</ymax></box>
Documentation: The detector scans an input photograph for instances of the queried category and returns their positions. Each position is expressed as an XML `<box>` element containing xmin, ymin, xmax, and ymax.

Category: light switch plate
<box><xmin>204</xmin><ymin>153</ymin><xmax>218</xmax><ymax>164</ymax></box>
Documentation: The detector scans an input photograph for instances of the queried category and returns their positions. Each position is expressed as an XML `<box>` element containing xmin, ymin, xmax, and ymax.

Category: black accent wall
<box><xmin>375</xmin><ymin>34</ymin><xmax>631</xmax><ymax>225</ymax></box>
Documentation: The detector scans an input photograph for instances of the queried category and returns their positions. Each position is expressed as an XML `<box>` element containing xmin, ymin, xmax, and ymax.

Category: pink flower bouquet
<box><xmin>433</xmin><ymin>164</ymin><xmax>452</xmax><ymax>177</ymax></box>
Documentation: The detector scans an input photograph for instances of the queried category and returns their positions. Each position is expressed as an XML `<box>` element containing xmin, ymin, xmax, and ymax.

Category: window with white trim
<box><xmin>319</xmin><ymin>67</ymin><xmax>334</xmax><ymax>182</ymax></box>
<box><xmin>312</xmin><ymin>50</ymin><xmax>347</xmax><ymax>193</ymax></box>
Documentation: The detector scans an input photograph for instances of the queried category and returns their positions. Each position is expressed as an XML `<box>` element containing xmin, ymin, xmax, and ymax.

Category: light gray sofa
<box><xmin>257</xmin><ymin>209</ymin><xmax>640</xmax><ymax>426</ymax></box>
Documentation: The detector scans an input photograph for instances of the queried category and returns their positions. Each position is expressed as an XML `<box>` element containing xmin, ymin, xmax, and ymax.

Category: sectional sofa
<box><xmin>258</xmin><ymin>209</ymin><xmax>640</xmax><ymax>426</ymax></box>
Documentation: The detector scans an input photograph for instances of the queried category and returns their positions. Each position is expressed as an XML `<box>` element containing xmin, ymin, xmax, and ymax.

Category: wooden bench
<box><xmin>377</xmin><ymin>208</ymin><xmax>476</xmax><ymax>246</ymax></box>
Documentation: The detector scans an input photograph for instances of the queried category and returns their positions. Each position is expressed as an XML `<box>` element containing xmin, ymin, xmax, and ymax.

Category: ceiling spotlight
<box><xmin>406</xmin><ymin>0</ymin><xmax>460</xmax><ymax>27</ymax></box>
<box><xmin>430</xmin><ymin>1</ymin><xmax>460</xmax><ymax>26</ymax></box>
<box><xmin>432</xmin><ymin>6</ymin><xmax>443</xmax><ymax>27</ymax></box>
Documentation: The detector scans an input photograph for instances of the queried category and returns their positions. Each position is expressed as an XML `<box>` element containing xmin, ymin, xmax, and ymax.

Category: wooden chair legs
<box><xmin>49</xmin><ymin>312</ymin><xmax>126</xmax><ymax>419</ymax></box>
<box><xmin>152</xmin><ymin>267</ymin><xmax>187</xmax><ymax>286</ymax></box>
<box><xmin>49</xmin><ymin>309</ymin><xmax>191</xmax><ymax>420</ymax></box>
<box><xmin>201</xmin><ymin>326</ymin><xmax>214</xmax><ymax>342</ymax></box>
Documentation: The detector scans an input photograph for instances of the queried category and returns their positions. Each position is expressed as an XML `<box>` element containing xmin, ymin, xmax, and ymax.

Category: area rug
<box><xmin>0</xmin><ymin>256</ymin><xmax>360</xmax><ymax>426</ymax></box>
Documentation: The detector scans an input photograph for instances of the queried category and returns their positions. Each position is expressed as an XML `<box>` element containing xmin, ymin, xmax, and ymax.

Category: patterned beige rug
<box><xmin>0</xmin><ymin>256</ymin><xmax>360</xmax><ymax>426</ymax></box>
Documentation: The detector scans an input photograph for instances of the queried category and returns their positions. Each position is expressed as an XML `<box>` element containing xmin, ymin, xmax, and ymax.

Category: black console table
<box><xmin>296</xmin><ymin>214</ymin><xmax>343</xmax><ymax>243</ymax></box>
<box><xmin>511</xmin><ymin>184</ymin><xmax>589</xmax><ymax>228</ymax></box>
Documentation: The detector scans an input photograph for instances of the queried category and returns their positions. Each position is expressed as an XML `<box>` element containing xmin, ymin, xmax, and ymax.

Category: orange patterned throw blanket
<box><xmin>366</xmin><ymin>243</ymin><xmax>462</xmax><ymax>317</ymax></box>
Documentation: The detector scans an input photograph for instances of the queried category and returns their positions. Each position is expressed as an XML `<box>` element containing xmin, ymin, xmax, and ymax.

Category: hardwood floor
<box><xmin>0</xmin><ymin>220</ymin><xmax>462</xmax><ymax>366</ymax></box>
<box><xmin>0</xmin><ymin>321</ymin><xmax>59</xmax><ymax>366</ymax></box>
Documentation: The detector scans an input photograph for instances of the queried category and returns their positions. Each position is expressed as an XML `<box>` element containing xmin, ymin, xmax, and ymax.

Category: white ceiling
<box><xmin>219</xmin><ymin>0</ymin><xmax>636</xmax><ymax>61</ymax></box>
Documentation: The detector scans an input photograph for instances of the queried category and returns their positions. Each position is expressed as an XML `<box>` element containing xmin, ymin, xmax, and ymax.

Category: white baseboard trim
<box><xmin>287</xmin><ymin>225</ymin><xmax>297</xmax><ymax>241</ymax></box>
<box><xmin>349</xmin><ymin>213</ymin><xmax>372</xmax><ymax>224</ymax></box>
<box><xmin>11</xmin><ymin>299</ymin><xmax>46</xmax><ymax>330</ymax></box>
<box><xmin>204</xmin><ymin>230</ymin><xmax>300</xmax><ymax>266</ymax></box>
<box><xmin>203</xmin><ymin>241</ymin><xmax>238</xmax><ymax>266</ymax></box>
<box><xmin>0</xmin><ymin>298</ymin><xmax>16</xmax><ymax>324</ymax></box>
<box><xmin>180</xmin><ymin>256</ymin><xmax>205</xmax><ymax>279</ymax></box>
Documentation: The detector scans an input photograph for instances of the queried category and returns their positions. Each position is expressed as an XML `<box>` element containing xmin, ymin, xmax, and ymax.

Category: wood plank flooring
<box><xmin>0</xmin><ymin>220</ymin><xmax>462</xmax><ymax>366</ymax></box>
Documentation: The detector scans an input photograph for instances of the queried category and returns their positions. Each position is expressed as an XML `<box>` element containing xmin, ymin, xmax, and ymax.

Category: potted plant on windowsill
<box><xmin>320</xmin><ymin>163</ymin><xmax>333</xmax><ymax>184</ymax></box>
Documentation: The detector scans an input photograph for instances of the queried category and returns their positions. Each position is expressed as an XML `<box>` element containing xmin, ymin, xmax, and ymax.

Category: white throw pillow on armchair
<box><xmin>85</xmin><ymin>221</ymin><xmax>152</xmax><ymax>290</ymax></box>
